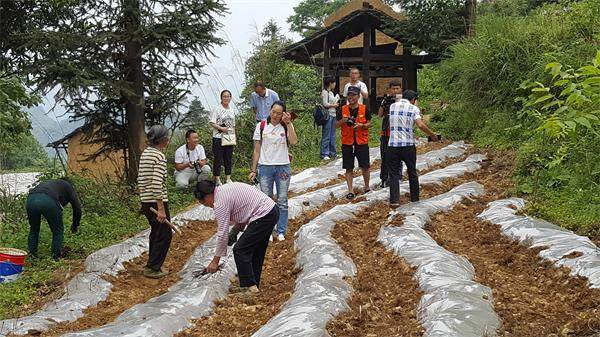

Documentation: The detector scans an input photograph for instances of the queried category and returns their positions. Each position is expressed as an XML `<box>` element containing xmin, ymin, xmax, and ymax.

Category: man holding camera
<box><xmin>336</xmin><ymin>86</ymin><xmax>372</xmax><ymax>199</ymax></box>
<box><xmin>174</xmin><ymin>129</ymin><xmax>212</xmax><ymax>187</ymax></box>
<box><xmin>388</xmin><ymin>90</ymin><xmax>438</xmax><ymax>207</ymax></box>
<box><xmin>378</xmin><ymin>80</ymin><xmax>403</xmax><ymax>189</ymax></box>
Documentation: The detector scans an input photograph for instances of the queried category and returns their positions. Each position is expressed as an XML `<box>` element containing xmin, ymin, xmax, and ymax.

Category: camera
<box><xmin>346</xmin><ymin>115</ymin><xmax>356</xmax><ymax>126</ymax></box>
<box><xmin>192</xmin><ymin>160</ymin><xmax>203</xmax><ymax>174</ymax></box>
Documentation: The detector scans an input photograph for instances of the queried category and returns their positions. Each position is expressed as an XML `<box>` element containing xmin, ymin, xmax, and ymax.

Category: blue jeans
<box><xmin>258</xmin><ymin>164</ymin><xmax>291</xmax><ymax>234</ymax></box>
<box><xmin>320</xmin><ymin>116</ymin><xmax>337</xmax><ymax>158</ymax></box>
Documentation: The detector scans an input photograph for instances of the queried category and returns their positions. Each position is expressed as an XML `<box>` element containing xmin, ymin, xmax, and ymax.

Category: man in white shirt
<box><xmin>174</xmin><ymin>129</ymin><xmax>212</xmax><ymax>187</ymax></box>
<box><xmin>343</xmin><ymin>67</ymin><xmax>369</xmax><ymax>104</ymax></box>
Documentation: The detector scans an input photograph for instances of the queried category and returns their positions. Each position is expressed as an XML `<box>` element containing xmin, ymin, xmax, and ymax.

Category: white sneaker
<box><xmin>269</xmin><ymin>235</ymin><xmax>273</xmax><ymax>242</ymax></box>
<box><xmin>277</xmin><ymin>233</ymin><xmax>285</xmax><ymax>241</ymax></box>
<box><xmin>215</xmin><ymin>177</ymin><xmax>222</xmax><ymax>186</ymax></box>
<box><xmin>226</xmin><ymin>177</ymin><xmax>233</xmax><ymax>184</ymax></box>
<box><xmin>322</xmin><ymin>156</ymin><xmax>330</xmax><ymax>160</ymax></box>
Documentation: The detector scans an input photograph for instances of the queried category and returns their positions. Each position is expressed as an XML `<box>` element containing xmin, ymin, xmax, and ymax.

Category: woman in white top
<box><xmin>248</xmin><ymin>101</ymin><xmax>297</xmax><ymax>241</ymax></box>
<box><xmin>320</xmin><ymin>77</ymin><xmax>339</xmax><ymax>160</ymax></box>
<box><xmin>209</xmin><ymin>90</ymin><xmax>236</xmax><ymax>186</ymax></box>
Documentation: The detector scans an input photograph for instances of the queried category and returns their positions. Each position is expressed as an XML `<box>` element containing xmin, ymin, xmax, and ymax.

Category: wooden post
<box><xmin>402</xmin><ymin>45</ymin><xmax>417</xmax><ymax>91</ymax></box>
<box><xmin>323</xmin><ymin>36</ymin><xmax>331</xmax><ymax>79</ymax></box>
<box><xmin>362</xmin><ymin>22</ymin><xmax>372</xmax><ymax>111</ymax></box>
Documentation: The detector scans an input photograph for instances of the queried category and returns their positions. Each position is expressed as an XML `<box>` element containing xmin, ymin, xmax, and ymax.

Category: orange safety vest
<box><xmin>341</xmin><ymin>104</ymin><xmax>369</xmax><ymax>145</ymax></box>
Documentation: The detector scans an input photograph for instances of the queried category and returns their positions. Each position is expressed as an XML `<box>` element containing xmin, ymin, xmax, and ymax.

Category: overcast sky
<box><xmin>44</xmin><ymin>0</ymin><xmax>302</xmax><ymax>121</ymax></box>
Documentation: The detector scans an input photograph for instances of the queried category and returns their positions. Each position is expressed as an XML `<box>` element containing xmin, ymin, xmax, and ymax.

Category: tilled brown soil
<box><xmin>177</xmin><ymin>199</ymin><xmax>345</xmax><ymax>337</ymax></box>
<box><xmin>326</xmin><ymin>201</ymin><xmax>424</xmax><ymax>337</ymax></box>
<box><xmin>326</xmin><ymin>158</ymin><xmax>477</xmax><ymax>337</ymax></box>
<box><xmin>421</xmin><ymin>153</ymin><xmax>600</xmax><ymax>337</ymax></box>
<box><xmin>35</xmin><ymin>220</ymin><xmax>215</xmax><ymax>337</ymax></box>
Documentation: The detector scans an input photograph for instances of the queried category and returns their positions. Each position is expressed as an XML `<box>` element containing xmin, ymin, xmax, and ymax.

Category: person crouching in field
<box><xmin>336</xmin><ymin>85</ymin><xmax>372</xmax><ymax>199</ymax></box>
<box><xmin>26</xmin><ymin>178</ymin><xmax>82</xmax><ymax>260</ymax></box>
<box><xmin>195</xmin><ymin>180</ymin><xmax>279</xmax><ymax>295</ymax></box>
<box><xmin>138</xmin><ymin>125</ymin><xmax>172</xmax><ymax>279</ymax></box>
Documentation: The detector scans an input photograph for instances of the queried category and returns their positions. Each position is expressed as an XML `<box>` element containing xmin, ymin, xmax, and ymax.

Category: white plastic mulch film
<box><xmin>379</xmin><ymin>182</ymin><xmax>500</xmax><ymax>337</ymax></box>
<box><xmin>61</xmin><ymin>234</ymin><xmax>236</xmax><ymax>337</ymax></box>
<box><xmin>0</xmin><ymin>229</ymin><xmax>152</xmax><ymax>336</ymax></box>
<box><xmin>288</xmin><ymin>141</ymin><xmax>471</xmax><ymax>220</ymax></box>
<box><xmin>252</xmin><ymin>154</ymin><xmax>487</xmax><ymax>337</ymax></box>
<box><xmin>479</xmin><ymin>198</ymin><xmax>600</xmax><ymax>289</ymax></box>
<box><xmin>0</xmin><ymin>147</ymin><xmax>341</xmax><ymax>336</ymax></box>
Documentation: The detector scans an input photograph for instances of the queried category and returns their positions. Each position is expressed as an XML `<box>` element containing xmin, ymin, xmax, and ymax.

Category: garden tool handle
<box><xmin>149</xmin><ymin>207</ymin><xmax>182</xmax><ymax>235</ymax></box>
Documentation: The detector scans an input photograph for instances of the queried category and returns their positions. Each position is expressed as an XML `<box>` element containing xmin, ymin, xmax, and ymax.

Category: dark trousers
<box><xmin>141</xmin><ymin>202</ymin><xmax>172</xmax><ymax>271</ymax></box>
<box><xmin>233</xmin><ymin>205</ymin><xmax>279</xmax><ymax>288</ymax></box>
<box><xmin>388</xmin><ymin>146</ymin><xmax>419</xmax><ymax>203</ymax></box>
<box><xmin>212</xmin><ymin>137</ymin><xmax>234</xmax><ymax>176</ymax></box>
<box><xmin>380</xmin><ymin>135</ymin><xmax>402</xmax><ymax>184</ymax></box>
<box><xmin>26</xmin><ymin>193</ymin><xmax>64</xmax><ymax>259</ymax></box>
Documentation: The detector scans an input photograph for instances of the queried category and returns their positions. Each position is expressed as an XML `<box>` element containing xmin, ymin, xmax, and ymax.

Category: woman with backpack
<box><xmin>248</xmin><ymin>100</ymin><xmax>297</xmax><ymax>242</ymax></box>
<box><xmin>209</xmin><ymin>89</ymin><xmax>236</xmax><ymax>186</ymax></box>
<box><xmin>320</xmin><ymin>77</ymin><xmax>339</xmax><ymax>160</ymax></box>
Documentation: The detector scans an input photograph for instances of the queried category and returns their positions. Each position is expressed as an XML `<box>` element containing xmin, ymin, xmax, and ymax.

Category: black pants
<box><xmin>141</xmin><ymin>202</ymin><xmax>172</xmax><ymax>271</ymax></box>
<box><xmin>212</xmin><ymin>137</ymin><xmax>234</xmax><ymax>176</ymax></box>
<box><xmin>233</xmin><ymin>205</ymin><xmax>279</xmax><ymax>288</ymax></box>
<box><xmin>388</xmin><ymin>146</ymin><xmax>419</xmax><ymax>203</ymax></box>
<box><xmin>380</xmin><ymin>135</ymin><xmax>403</xmax><ymax>183</ymax></box>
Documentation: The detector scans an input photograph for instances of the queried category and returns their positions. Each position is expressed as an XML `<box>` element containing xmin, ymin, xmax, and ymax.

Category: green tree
<box><xmin>1</xmin><ymin>0</ymin><xmax>226</xmax><ymax>182</ymax></box>
<box><xmin>386</xmin><ymin>0</ymin><xmax>468</xmax><ymax>53</ymax></box>
<box><xmin>287</xmin><ymin>0</ymin><xmax>348</xmax><ymax>38</ymax></box>
<box><xmin>181</xmin><ymin>97</ymin><xmax>210</xmax><ymax>129</ymax></box>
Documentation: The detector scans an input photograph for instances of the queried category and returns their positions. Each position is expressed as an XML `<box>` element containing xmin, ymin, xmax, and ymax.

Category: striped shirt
<box><xmin>388</xmin><ymin>99</ymin><xmax>422</xmax><ymax>147</ymax></box>
<box><xmin>213</xmin><ymin>182</ymin><xmax>275</xmax><ymax>257</ymax></box>
<box><xmin>138</xmin><ymin>146</ymin><xmax>168</xmax><ymax>203</ymax></box>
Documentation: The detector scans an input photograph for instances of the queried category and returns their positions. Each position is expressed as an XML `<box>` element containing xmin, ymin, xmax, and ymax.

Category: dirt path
<box><xmin>422</xmin><ymin>153</ymin><xmax>600</xmax><ymax>336</ymax></box>
<box><xmin>36</xmin><ymin>220</ymin><xmax>215</xmax><ymax>337</ymax></box>
<box><xmin>325</xmin><ymin>201</ymin><xmax>424</xmax><ymax>337</ymax></box>
<box><xmin>176</xmin><ymin>199</ymin><xmax>343</xmax><ymax>337</ymax></box>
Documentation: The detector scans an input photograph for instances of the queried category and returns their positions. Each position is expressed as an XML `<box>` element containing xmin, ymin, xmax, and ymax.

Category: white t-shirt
<box><xmin>343</xmin><ymin>81</ymin><xmax>369</xmax><ymax>104</ymax></box>
<box><xmin>252</xmin><ymin>122</ymin><xmax>290</xmax><ymax>165</ymax></box>
<box><xmin>209</xmin><ymin>104</ymin><xmax>236</xmax><ymax>139</ymax></box>
<box><xmin>174</xmin><ymin>144</ymin><xmax>207</xmax><ymax>174</ymax></box>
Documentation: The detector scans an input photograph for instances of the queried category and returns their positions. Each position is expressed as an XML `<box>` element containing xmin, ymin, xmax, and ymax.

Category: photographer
<box><xmin>174</xmin><ymin>129</ymin><xmax>212</xmax><ymax>188</ymax></box>
<box><xmin>378</xmin><ymin>80</ymin><xmax>403</xmax><ymax>188</ymax></box>
<box><xmin>388</xmin><ymin>90</ymin><xmax>439</xmax><ymax>207</ymax></box>
<box><xmin>336</xmin><ymin>86</ymin><xmax>371</xmax><ymax>199</ymax></box>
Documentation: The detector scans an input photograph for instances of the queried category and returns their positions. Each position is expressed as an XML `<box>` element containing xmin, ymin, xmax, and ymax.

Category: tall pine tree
<box><xmin>1</xmin><ymin>0</ymin><xmax>226</xmax><ymax>182</ymax></box>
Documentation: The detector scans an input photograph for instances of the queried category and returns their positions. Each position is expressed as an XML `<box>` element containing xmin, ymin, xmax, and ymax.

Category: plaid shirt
<box><xmin>388</xmin><ymin>99</ymin><xmax>422</xmax><ymax>147</ymax></box>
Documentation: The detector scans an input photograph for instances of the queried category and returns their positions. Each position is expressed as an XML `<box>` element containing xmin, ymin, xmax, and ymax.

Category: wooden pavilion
<box><xmin>282</xmin><ymin>0</ymin><xmax>440</xmax><ymax>113</ymax></box>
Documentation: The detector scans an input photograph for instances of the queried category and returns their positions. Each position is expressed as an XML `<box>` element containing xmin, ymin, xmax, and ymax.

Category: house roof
<box><xmin>282</xmin><ymin>4</ymin><xmax>407</xmax><ymax>64</ymax></box>
<box><xmin>47</xmin><ymin>125</ymin><xmax>88</xmax><ymax>148</ymax></box>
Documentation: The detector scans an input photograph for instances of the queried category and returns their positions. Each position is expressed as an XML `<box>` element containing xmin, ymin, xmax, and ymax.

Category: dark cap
<box><xmin>347</xmin><ymin>86</ymin><xmax>360</xmax><ymax>96</ymax></box>
<box><xmin>402</xmin><ymin>89</ymin><xmax>418</xmax><ymax>101</ymax></box>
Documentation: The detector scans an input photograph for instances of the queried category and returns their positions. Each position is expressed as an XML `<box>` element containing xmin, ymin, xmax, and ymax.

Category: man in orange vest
<box><xmin>336</xmin><ymin>86</ymin><xmax>372</xmax><ymax>199</ymax></box>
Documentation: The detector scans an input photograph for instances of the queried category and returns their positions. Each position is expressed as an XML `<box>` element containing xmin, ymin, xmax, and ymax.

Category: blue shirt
<box><xmin>388</xmin><ymin>99</ymin><xmax>422</xmax><ymax>147</ymax></box>
<box><xmin>250</xmin><ymin>88</ymin><xmax>280</xmax><ymax>121</ymax></box>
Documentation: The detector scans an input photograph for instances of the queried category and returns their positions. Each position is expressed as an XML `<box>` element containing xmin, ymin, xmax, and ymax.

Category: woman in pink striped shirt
<box><xmin>195</xmin><ymin>180</ymin><xmax>279</xmax><ymax>294</ymax></box>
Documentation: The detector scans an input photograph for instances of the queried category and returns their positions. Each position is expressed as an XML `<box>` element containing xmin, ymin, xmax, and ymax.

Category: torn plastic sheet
<box><xmin>288</xmin><ymin>142</ymin><xmax>472</xmax><ymax>219</ymax></box>
<box><xmin>289</xmin><ymin>138</ymin><xmax>428</xmax><ymax>193</ymax></box>
<box><xmin>61</xmin><ymin>234</ymin><xmax>236</xmax><ymax>337</ymax></box>
<box><xmin>479</xmin><ymin>198</ymin><xmax>600</xmax><ymax>289</ymax></box>
<box><xmin>379</xmin><ymin>182</ymin><xmax>500</xmax><ymax>337</ymax></box>
<box><xmin>252</xmin><ymin>156</ymin><xmax>486</xmax><ymax>337</ymax></box>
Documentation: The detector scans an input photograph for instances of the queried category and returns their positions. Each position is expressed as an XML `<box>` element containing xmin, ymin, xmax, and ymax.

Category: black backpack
<box><xmin>313</xmin><ymin>104</ymin><xmax>328</xmax><ymax>127</ymax></box>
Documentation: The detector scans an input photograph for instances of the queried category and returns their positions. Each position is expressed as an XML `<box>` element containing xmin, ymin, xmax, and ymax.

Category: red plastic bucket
<box><xmin>0</xmin><ymin>248</ymin><xmax>27</xmax><ymax>265</ymax></box>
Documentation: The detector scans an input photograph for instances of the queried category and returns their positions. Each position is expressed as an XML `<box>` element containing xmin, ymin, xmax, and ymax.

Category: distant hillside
<box><xmin>27</xmin><ymin>106</ymin><xmax>84</xmax><ymax>155</ymax></box>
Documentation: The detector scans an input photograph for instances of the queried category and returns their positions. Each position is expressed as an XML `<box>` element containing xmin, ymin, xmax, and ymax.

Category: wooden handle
<box><xmin>149</xmin><ymin>207</ymin><xmax>182</xmax><ymax>235</ymax></box>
